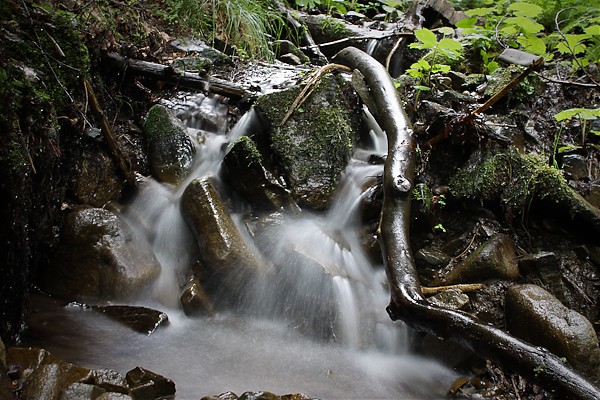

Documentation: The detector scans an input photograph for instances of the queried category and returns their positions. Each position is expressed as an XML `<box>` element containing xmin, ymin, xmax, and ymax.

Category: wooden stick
<box><xmin>83</xmin><ymin>79</ymin><xmax>133</xmax><ymax>184</ymax></box>
<box><xmin>421</xmin><ymin>283</ymin><xmax>484</xmax><ymax>295</ymax></box>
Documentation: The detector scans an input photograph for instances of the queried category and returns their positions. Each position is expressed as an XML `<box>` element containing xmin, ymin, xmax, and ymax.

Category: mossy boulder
<box><xmin>143</xmin><ymin>104</ymin><xmax>195</xmax><ymax>184</ymax></box>
<box><xmin>40</xmin><ymin>207</ymin><xmax>161</xmax><ymax>302</ymax></box>
<box><xmin>254</xmin><ymin>74</ymin><xmax>360</xmax><ymax>210</ymax></box>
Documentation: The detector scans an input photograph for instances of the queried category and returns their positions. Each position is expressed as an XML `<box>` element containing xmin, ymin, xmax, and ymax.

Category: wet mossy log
<box><xmin>332</xmin><ymin>46</ymin><xmax>600</xmax><ymax>400</ymax></box>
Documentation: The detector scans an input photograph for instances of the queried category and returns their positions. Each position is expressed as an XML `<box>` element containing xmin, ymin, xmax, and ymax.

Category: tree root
<box><xmin>332</xmin><ymin>46</ymin><xmax>600</xmax><ymax>400</ymax></box>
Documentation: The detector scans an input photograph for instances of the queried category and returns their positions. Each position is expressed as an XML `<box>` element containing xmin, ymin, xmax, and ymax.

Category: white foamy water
<box><xmin>27</xmin><ymin>92</ymin><xmax>457</xmax><ymax>399</ymax></box>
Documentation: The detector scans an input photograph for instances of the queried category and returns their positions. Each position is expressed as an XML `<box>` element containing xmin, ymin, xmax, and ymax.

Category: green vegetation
<box><xmin>165</xmin><ymin>0</ymin><xmax>284</xmax><ymax>60</ymax></box>
<box><xmin>288</xmin><ymin>0</ymin><xmax>406</xmax><ymax>16</ymax></box>
<box><xmin>449</xmin><ymin>149</ymin><xmax>572</xmax><ymax>218</ymax></box>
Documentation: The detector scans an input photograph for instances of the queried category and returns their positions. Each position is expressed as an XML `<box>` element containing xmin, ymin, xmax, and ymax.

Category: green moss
<box><xmin>231</xmin><ymin>135</ymin><xmax>263</xmax><ymax>167</ymax></box>
<box><xmin>321</xmin><ymin>17</ymin><xmax>351</xmax><ymax>37</ymax></box>
<box><xmin>450</xmin><ymin>148</ymin><xmax>571</xmax><ymax>216</ymax></box>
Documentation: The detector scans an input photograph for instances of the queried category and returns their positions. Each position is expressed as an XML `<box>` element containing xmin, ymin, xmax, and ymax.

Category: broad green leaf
<box><xmin>438</xmin><ymin>38</ymin><xmax>463</xmax><ymax>54</ymax></box>
<box><xmin>414</xmin><ymin>28</ymin><xmax>438</xmax><ymax>48</ymax></box>
<box><xmin>554</xmin><ymin>108</ymin><xmax>600</xmax><ymax>122</ymax></box>
<box><xmin>508</xmin><ymin>2</ymin><xmax>542</xmax><ymax>18</ymax></box>
<box><xmin>431</xmin><ymin>64</ymin><xmax>451</xmax><ymax>73</ymax></box>
<box><xmin>439</xmin><ymin>27</ymin><xmax>454</xmax><ymax>36</ymax></box>
<box><xmin>486</xmin><ymin>61</ymin><xmax>500</xmax><ymax>73</ymax></box>
<box><xmin>585</xmin><ymin>25</ymin><xmax>600</xmax><ymax>36</ymax></box>
<box><xmin>501</xmin><ymin>25</ymin><xmax>518</xmax><ymax>36</ymax></box>
<box><xmin>517</xmin><ymin>34</ymin><xmax>546</xmax><ymax>55</ymax></box>
<box><xmin>466</xmin><ymin>7</ymin><xmax>497</xmax><ymax>17</ymax></box>
<box><xmin>456</xmin><ymin>17</ymin><xmax>477</xmax><ymax>29</ymax></box>
<box><xmin>504</xmin><ymin>16</ymin><xmax>544</xmax><ymax>34</ymax></box>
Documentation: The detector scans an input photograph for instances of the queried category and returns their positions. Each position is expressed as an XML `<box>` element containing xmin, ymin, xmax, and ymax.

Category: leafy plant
<box><xmin>554</xmin><ymin>107</ymin><xmax>600</xmax><ymax>146</ymax></box>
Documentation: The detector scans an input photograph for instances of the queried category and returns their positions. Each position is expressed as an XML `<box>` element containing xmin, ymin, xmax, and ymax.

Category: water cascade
<box><xmin>26</xmin><ymin>91</ymin><xmax>457</xmax><ymax>399</ymax></box>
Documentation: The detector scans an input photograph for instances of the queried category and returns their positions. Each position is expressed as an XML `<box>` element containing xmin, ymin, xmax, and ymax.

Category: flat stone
<box><xmin>61</xmin><ymin>382</ymin><xmax>106</xmax><ymax>400</ymax></box>
<box><xmin>427</xmin><ymin>289</ymin><xmax>470</xmax><ymax>310</ymax></box>
<box><xmin>92</xmin><ymin>305</ymin><xmax>169</xmax><ymax>335</ymax></box>
<box><xmin>126</xmin><ymin>367</ymin><xmax>175</xmax><ymax>400</ymax></box>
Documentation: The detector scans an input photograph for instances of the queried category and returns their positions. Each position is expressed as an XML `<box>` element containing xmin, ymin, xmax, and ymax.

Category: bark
<box><xmin>332</xmin><ymin>46</ymin><xmax>600</xmax><ymax>400</ymax></box>
<box><xmin>103</xmin><ymin>52</ymin><xmax>250</xmax><ymax>100</ymax></box>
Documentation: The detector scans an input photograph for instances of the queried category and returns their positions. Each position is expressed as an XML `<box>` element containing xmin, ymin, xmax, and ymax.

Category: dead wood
<box><xmin>103</xmin><ymin>52</ymin><xmax>250</xmax><ymax>100</ymax></box>
<box><xmin>83</xmin><ymin>79</ymin><xmax>133</xmax><ymax>184</ymax></box>
<box><xmin>332</xmin><ymin>46</ymin><xmax>600</xmax><ymax>400</ymax></box>
<box><xmin>421</xmin><ymin>283</ymin><xmax>483</xmax><ymax>296</ymax></box>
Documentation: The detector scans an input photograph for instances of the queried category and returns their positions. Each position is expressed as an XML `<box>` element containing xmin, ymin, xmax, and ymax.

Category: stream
<box><xmin>23</xmin><ymin>88</ymin><xmax>457</xmax><ymax>399</ymax></box>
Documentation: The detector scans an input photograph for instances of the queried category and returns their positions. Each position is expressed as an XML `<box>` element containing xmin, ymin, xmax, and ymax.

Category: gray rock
<box><xmin>95</xmin><ymin>393</ymin><xmax>133</xmax><ymax>400</ymax></box>
<box><xmin>505</xmin><ymin>284</ymin><xmax>600</xmax><ymax>383</ymax></box>
<box><xmin>143</xmin><ymin>104</ymin><xmax>195</xmax><ymax>184</ymax></box>
<box><xmin>518</xmin><ymin>251</ymin><xmax>565</xmax><ymax>301</ymax></box>
<box><xmin>72</xmin><ymin>150</ymin><xmax>122</xmax><ymax>207</ymax></box>
<box><xmin>41</xmin><ymin>208</ymin><xmax>161</xmax><ymax>302</ymax></box>
<box><xmin>443</xmin><ymin>233</ymin><xmax>519</xmax><ymax>284</ymax></box>
<box><xmin>61</xmin><ymin>382</ymin><xmax>105</xmax><ymax>400</ymax></box>
<box><xmin>415</xmin><ymin>247</ymin><xmax>451</xmax><ymax>267</ymax></box>
<box><xmin>427</xmin><ymin>289</ymin><xmax>470</xmax><ymax>310</ymax></box>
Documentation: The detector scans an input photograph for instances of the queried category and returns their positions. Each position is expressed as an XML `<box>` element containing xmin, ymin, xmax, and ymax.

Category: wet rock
<box><xmin>223</xmin><ymin>136</ymin><xmax>299</xmax><ymax>212</ymax></box>
<box><xmin>72</xmin><ymin>150</ymin><xmax>122</xmax><ymax>207</ymax></box>
<box><xmin>254</xmin><ymin>74</ymin><xmax>360</xmax><ymax>210</ymax></box>
<box><xmin>273</xmin><ymin>40</ymin><xmax>310</xmax><ymax>64</ymax></box>
<box><xmin>180</xmin><ymin>178</ymin><xmax>275</xmax><ymax>296</ymax></box>
<box><xmin>84</xmin><ymin>369</ymin><xmax>128</xmax><ymax>394</ymax></box>
<box><xmin>201</xmin><ymin>392</ymin><xmax>239</xmax><ymax>400</ymax></box>
<box><xmin>585</xmin><ymin>184</ymin><xmax>600</xmax><ymax>209</ymax></box>
<box><xmin>41</xmin><ymin>207</ymin><xmax>161</xmax><ymax>302</ymax></box>
<box><xmin>125</xmin><ymin>367</ymin><xmax>175</xmax><ymax>400</ymax></box>
<box><xmin>427</xmin><ymin>289</ymin><xmax>470</xmax><ymax>310</ymax></box>
<box><xmin>171</xmin><ymin>56</ymin><xmax>214</xmax><ymax>75</ymax></box>
<box><xmin>92</xmin><ymin>305</ymin><xmax>169</xmax><ymax>335</ymax></box>
<box><xmin>415</xmin><ymin>247</ymin><xmax>451</xmax><ymax>267</ymax></box>
<box><xmin>238</xmin><ymin>391</ymin><xmax>279</xmax><ymax>400</ymax></box>
<box><xmin>169</xmin><ymin>39</ymin><xmax>230</xmax><ymax>65</ymax></box>
<box><xmin>505</xmin><ymin>284</ymin><xmax>600</xmax><ymax>382</ymax></box>
<box><xmin>143</xmin><ymin>104</ymin><xmax>195</xmax><ymax>184</ymax></box>
<box><xmin>96</xmin><ymin>393</ymin><xmax>133</xmax><ymax>400</ymax></box>
<box><xmin>562</xmin><ymin>154</ymin><xmax>588</xmax><ymax>180</ymax></box>
<box><xmin>518</xmin><ymin>251</ymin><xmax>565</xmax><ymax>301</ymax></box>
<box><xmin>180</xmin><ymin>276</ymin><xmax>215</xmax><ymax>317</ymax></box>
<box><xmin>443</xmin><ymin>234</ymin><xmax>519</xmax><ymax>284</ymax></box>
<box><xmin>61</xmin><ymin>382</ymin><xmax>106</xmax><ymax>400</ymax></box>
<box><xmin>7</xmin><ymin>347</ymin><xmax>90</xmax><ymax>400</ymax></box>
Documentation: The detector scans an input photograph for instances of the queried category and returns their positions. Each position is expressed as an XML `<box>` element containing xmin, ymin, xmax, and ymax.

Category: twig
<box><xmin>83</xmin><ymin>79</ymin><xmax>133</xmax><ymax>184</ymax></box>
<box><xmin>280</xmin><ymin>63</ymin><xmax>351</xmax><ymax>125</ymax></box>
<box><xmin>421</xmin><ymin>283</ymin><xmax>484</xmax><ymax>296</ymax></box>
<box><xmin>536</xmin><ymin>73</ymin><xmax>599</xmax><ymax>88</ymax></box>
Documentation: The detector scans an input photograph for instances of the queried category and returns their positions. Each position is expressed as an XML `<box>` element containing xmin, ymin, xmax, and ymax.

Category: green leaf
<box><xmin>439</xmin><ymin>38</ymin><xmax>463</xmax><ymax>52</ymax></box>
<box><xmin>504</xmin><ymin>16</ymin><xmax>544</xmax><ymax>34</ymax></box>
<box><xmin>466</xmin><ymin>7</ymin><xmax>497</xmax><ymax>17</ymax></box>
<box><xmin>508</xmin><ymin>2</ymin><xmax>542</xmax><ymax>18</ymax></box>
<box><xmin>414</xmin><ymin>85</ymin><xmax>432</xmax><ymax>91</ymax></box>
<box><xmin>456</xmin><ymin>17</ymin><xmax>477</xmax><ymax>29</ymax></box>
<box><xmin>585</xmin><ymin>25</ymin><xmax>600</xmax><ymax>36</ymax></box>
<box><xmin>517</xmin><ymin>34</ymin><xmax>546</xmax><ymax>55</ymax></box>
<box><xmin>554</xmin><ymin>108</ymin><xmax>600</xmax><ymax>122</ymax></box>
<box><xmin>486</xmin><ymin>61</ymin><xmax>500</xmax><ymax>73</ymax></box>
<box><xmin>414</xmin><ymin>28</ymin><xmax>438</xmax><ymax>48</ymax></box>
<box><xmin>439</xmin><ymin>27</ymin><xmax>454</xmax><ymax>36</ymax></box>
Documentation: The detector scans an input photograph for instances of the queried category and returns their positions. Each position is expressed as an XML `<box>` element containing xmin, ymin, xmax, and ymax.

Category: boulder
<box><xmin>61</xmin><ymin>382</ymin><xmax>106</xmax><ymax>400</ymax></box>
<box><xmin>223</xmin><ymin>136</ymin><xmax>299</xmax><ymax>212</ymax></box>
<box><xmin>72</xmin><ymin>149</ymin><xmax>123</xmax><ymax>207</ymax></box>
<box><xmin>180</xmin><ymin>178</ymin><xmax>275</xmax><ymax>298</ymax></box>
<box><xmin>92</xmin><ymin>305</ymin><xmax>169</xmax><ymax>335</ymax></box>
<box><xmin>505</xmin><ymin>284</ymin><xmax>600</xmax><ymax>383</ymax></box>
<box><xmin>180</xmin><ymin>276</ymin><xmax>215</xmax><ymax>317</ymax></box>
<box><xmin>143</xmin><ymin>104</ymin><xmax>195</xmax><ymax>184</ymax></box>
<box><xmin>443</xmin><ymin>234</ymin><xmax>519</xmax><ymax>284</ymax></box>
<box><xmin>41</xmin><ymin>207</ymin><xmax>161</xmax><ymax>302</ymax></box>
<box><xmin>254</xmin><ymin>74</ymin><xmax>360</xmax><ymax>210</ymax></box>
<box><xmin>125</xmin><ymin>367</ymin><xmax>175</xmax><ymax>400</ymax></box>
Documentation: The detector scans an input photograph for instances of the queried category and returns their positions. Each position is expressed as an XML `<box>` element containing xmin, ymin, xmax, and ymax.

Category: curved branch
<box><xmin>332</xmin><ymin>46</ymin><xmax>600</xmax><ymax>400</ymax></box>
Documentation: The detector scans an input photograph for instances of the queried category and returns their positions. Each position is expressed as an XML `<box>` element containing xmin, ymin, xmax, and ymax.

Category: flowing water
<box><xmin>25</xmin><ymin>91</ymin><xmax>457</xmax><ymax>399</ymax></box>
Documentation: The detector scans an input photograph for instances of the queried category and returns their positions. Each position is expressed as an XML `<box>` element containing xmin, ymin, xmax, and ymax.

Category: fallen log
<box><xmin>103</xmin><ymin>52</ymin><xmax>250</xmax><ymax>100</ymax></box>
<box><xmin>332</xmin><ymin>46</ymin><xmax>600</xmax><ymax>400</ymax></box>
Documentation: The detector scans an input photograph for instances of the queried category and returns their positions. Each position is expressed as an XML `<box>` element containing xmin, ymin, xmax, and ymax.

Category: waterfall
<box><xmin>27</xmin><ymin>92</ymin><xmax>457</xmax><ymax>399</ymax></box>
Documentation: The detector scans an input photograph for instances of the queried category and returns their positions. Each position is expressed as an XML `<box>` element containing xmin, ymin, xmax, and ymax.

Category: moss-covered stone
<box><xmin>143</xmin><ymin>104</ymin><xmax>195</xmax><ymax>184</ymax></box>
<box><xmin>254</xmin><ymin>74</ymin><xmax>360</xmax><ymax>209</ymax></box>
